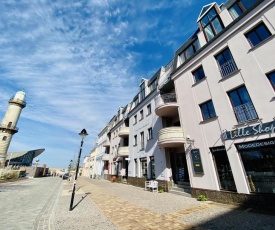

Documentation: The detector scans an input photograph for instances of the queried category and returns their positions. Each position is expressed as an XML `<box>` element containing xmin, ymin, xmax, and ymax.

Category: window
<box><xmin>134</xmin><ymin>115</ymin><xmax>137</xmax><ymax>124</ymax></box>
<box><xmin>147</xmin><ymin>104</ymin><xmax>151</xmax><ymax>115</ymax></box>
<box><xmin>200</xmin><ymin>100</ymin><xmax>216</xmax><ymax>120</ymax></box>
<box><xmin>150</xmin><ymin>156</ymin><xmax>155</xmax><ymax>180</ymax></box>
<box><xmin>229</xmin><ymin>0</ymin><xmax>260</xmax><ymax>20</ymax></box>
<box><xmin>148</xmin><ymin>128</ymin><xmax>153</xmax><ymax>140</ymax></box>
<box><xmin>140</xmin><ymin>110</ymin><xmax>144</xmax><ymax>120</ymax></box>
<box><xmin>228</xmin><ymin>85</ymin><xmax>258</xmax><ymax>123</ymax></box>
<box><xmin>245</xmin><ymin>23</ymin><xmax>271</xmax><ymax>47</ymax></box>
<box><xmin>140</xmin><ymin>158</ymin><xmax>147</xmax><ymax>178</ymax></box>
<box><xmin>140</xmin><ymin>132</ymin><xmax>144</xmax><ymax>150</ymax></box>
<box><xmin>135</xmin><ymin>159</ymin><xmax>138</xmax><ymax>177</ymax></box>
<box><xmin>215</xmin><ymin>48</ymin><xmax>238</xmax><ymax>77</ymax></box>
<box><xmin>140</xmin><ymin>82</ymin><xmax>145</xmax><ymax>101</ymax></box>
<box><xmin>267</xmin><ymin>71</ymin><xmax>275</xmax><ymax>90</ymax></box>
<box><xmin>192</xmin><ymin>66</ymin><xmax>206</xmax><ymax>83</ymax></box>
<box><xmin>2</xmin><ymin>136</ymin><xmax>7</xmax><ymax>141</ymax></box>
<box><xmin>7</xmin><ymin>122</ymin><xmax>12</xmax><ymax>128</ymax></box>
<box><xmin>236</xmin><ymin>139</ymin><xmax>275</xmax><ymax>193</ymax></box>
<box><xmin>133</xmin><ymin>96</ymin><xmax>139</xmax><ymax>107</ymax></box>
<box><xmin>149</xmin><ymin>80</ymin><xmax>157</xmax><ymax>93</ymax></box>
<box><xmin>178</xmin><ymin>39</ymin><xmax>201</xmax><ymax>65</ymax></box>
<box><xmin>134</xmin><ymin>135</ymin><xmax>137</xmax><ymax>146</ymax></box>
<box><xmin>200</xmin><ymin>7</ymin><xmax>224</xmax><ymax>41</ymax></box>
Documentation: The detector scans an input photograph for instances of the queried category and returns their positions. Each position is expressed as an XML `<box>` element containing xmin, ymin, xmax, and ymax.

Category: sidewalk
<box><xmin>53</xmin><ymin>177</ymin><xmax>275</xmax><ymax>230</ymax></box>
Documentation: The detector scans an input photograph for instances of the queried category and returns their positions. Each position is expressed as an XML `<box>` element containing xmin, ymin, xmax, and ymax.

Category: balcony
<box><xmin>102</xmin><ymin>140</ymin><xmax>110</xmax><ymax>147</ymax></box>
<box><xmin>219</xmin><ymin>59</ymin><xmax>238</xmax><ymax>78</ymax></box>
<box><xmin>158</xmin><ymin>127</ymin><xmax>185</xmax><ymax>148</ymax></box>
<box><xmin>118</xmin><ymin>127</ymin><xmax>129</xmax><ymax>137</ymax></box>
<box><xmin>102</xmin><ymin>154</ymin><xmax>110</xmax><ymax>161</ymax></box>
<box><xmin>118</xmin><ymin>147</ymin><xmax>129</xmax><ymax>157</ymax></box>
<box><xmin>155</xmin><ymin>93</ymin><xmax>179</xmax><ymax>117</ymax></box>
<box><xmin>234</xmin><ymin>102</ymin><xmax>258</xmax><ymax>123</ymax></box>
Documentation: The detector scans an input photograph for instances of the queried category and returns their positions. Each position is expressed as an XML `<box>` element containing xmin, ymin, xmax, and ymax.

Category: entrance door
<box><xmin>212</xmin><ymin>151</ymin><xmax>237</xmax><ymax>191</ymax></box>
<box><xmin>170</xmin><ymin>152</ymin><xmax>189</xmax><ymax>184</ymax></box>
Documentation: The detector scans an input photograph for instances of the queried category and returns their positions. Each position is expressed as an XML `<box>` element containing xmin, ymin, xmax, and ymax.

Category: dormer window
<box><xmin>140</xmin><ymin>82</ymin><xmax>145</xmax><ymax>101</ymax></box>
<box><xmin>200</xmin><ymin>7</ymin><xmax>224</xmax><ymax>41</ymax></box>
<box><xmin>178</xmin><ymin>39</ymin><xmax>200</xmax><ymax>66</ymax></box>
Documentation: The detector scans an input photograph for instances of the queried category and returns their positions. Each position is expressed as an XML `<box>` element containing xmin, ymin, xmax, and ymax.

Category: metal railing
<box><xmin>219</xmin><ymin>59</ymin><xmax>238</xmax><ymax>77</ymax></box>
<box><xmin>155</xmin><ymin>93</ymin><xmax>177</xmax><ymax>108</ymax></box>
<box><xmin>0</xmin><ymin>124</ymin><xmax>19</xmax><ymax>131</ymax></box>
<box><xmin>234</xmin><ymin>102</ymin><xmax>258</xmax><ymax>123</ymax></box>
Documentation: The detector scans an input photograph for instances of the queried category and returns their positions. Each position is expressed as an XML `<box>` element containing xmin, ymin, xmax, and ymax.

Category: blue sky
<box><xmin>0</xmin><ymin>0</ymin><xmax>223</xmax><ymax>169</ymax></box>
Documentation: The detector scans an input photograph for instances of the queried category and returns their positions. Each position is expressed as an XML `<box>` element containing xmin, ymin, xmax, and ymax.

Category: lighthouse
<box><xmin>0</xmin><ymin>91</ymin><xmax>26</xmax><ymax>167</ymax></box>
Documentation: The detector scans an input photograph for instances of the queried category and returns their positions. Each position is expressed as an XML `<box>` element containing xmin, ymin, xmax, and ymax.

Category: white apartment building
<box><xmin>168</xmin><ymin>0</ymin><xmax>275</xmax><ymax>204</ymax></box>
<box><xmin>127</xmin><ymin>76</ymin><xmax>166</xmax><ymax>187</ymax></box>
<box><xmin>95</xmin><ymin>0</ymin><xmax>274</xmax><ymax>206</ymax></box>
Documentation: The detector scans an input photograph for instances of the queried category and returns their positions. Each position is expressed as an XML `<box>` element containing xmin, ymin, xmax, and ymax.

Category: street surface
<box><xmin>0</xmin><ymin>177</ymin><xmax>275</xmax><ymax>230</ymax></box>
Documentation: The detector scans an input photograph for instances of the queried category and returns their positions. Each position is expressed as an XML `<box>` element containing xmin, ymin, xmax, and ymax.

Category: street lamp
<box><xmin>69</xmin><ymin>129</ymin><xmax>88</xmax><ymax>211</ymax></box>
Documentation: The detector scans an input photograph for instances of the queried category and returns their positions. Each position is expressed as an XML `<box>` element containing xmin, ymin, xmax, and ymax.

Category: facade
<box><xmin>0</xmin><ymin>91</ymin><xmax>26</xmax><ymax>167</ymax></box>
<box><xmin>91</xmin><ymin>0</ymin><xmax>275</xmax><ymax>206</ymax></box>
<box><xmin>171</xmin><ymin>0</ymin><xmax>275</xmax><ymax>202</ymax></box>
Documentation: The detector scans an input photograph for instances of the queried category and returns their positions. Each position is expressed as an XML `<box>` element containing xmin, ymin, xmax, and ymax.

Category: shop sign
<box><xmin>235</xmin><ymin>137</ymin><xmax>275</xmax><ymax>150</ymax></box>
<box><xmin>209</xmin><ymin>146</ymin><xmax>226</xmax><ymax>153</ymax></box>
<box><xmin>191</xmin><ymin>149</ymin><xmax>204</xmax><ymax>174</ymax></box>
<box><xmin>222</xmin><ymin>120</ymin><xmax>275</xmax><ymax>140</ymax></box>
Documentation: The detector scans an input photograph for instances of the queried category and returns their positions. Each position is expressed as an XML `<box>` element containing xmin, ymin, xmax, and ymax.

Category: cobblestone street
<box><xmin>1</xmin><ymin>177</ymin><xmax>275</xmax><ymax>230</ymax></box>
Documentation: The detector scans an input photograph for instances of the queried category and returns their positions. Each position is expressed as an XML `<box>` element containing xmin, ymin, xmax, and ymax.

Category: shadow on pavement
<box><xmin>71</xmin><ymin>192</ymin><xmax>91</xmax><ymax>210</ymax></box>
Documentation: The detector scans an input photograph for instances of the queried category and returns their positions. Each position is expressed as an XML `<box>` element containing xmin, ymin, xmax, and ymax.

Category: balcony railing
<box><xmin>102</xmin><ymin>140</ymin><xmax>110</xmax><ymax>147</ymax></box>
<box><xmin>118</xmin><ymin>127</ymin><xmax>129</xmax><ymax>137</ymax></box>
<box><xmin>158</xmin><ymin>126</ymin><xmax>185</xmax><ymax>148</ymax></box>
<box><xmin>102</xmin><ymin>154</ymin><xmax>110</xmax><ymax>161</ymax></box>
<box><xmin>155</xmin><ymin>93</ymin><xmax>178</xmax><ymax>117</ymax></box>
<box><xmin>219</xmin><ymin>59</ymin><xmax>238</xmax><ymax>77</ymax></box>
<box><xmin>0</xmin><ymin>124</ymin><xmax>19</xmax><ymax>131</ymax></box>
<box><xmin>234</xmin><ymin>102</ymin><xmax>258</xmax><ymax>123</ymax></box>
<box><xmin>118</xmin><ymin>147</ymin><xmax>129</xmax><ymax>157</ymax></box>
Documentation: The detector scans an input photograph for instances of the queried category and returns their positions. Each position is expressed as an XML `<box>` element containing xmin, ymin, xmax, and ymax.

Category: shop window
<box><xmin>267</xmin><ymin>71</ymin><xmax>275</xmax><ymax>90</ymax></box>
<box><xmin>200</xmin><ymin>100</ymin><xmax>216</xmax><ymax>120</ymax></box>
<box><xmin>215</xmin><ymin>48</ymin><xmax>238</xmax><ymax>77</ymax></box>
<box><xmin>148</xmin><ymin>128</ymin><xmax>153</xmax><ymax>140</ymax></box>
<box><xmin>245</xmin><ymin>23</ymin><xmax>271</xmax><ymax>47</ymax></box>
<box><xmin>140</xmin><ymin>158</ymin><xmax>147</xmax><ymax>178</ymax></box>
<box><xmin>228</xmin><ymin>86</ymin><xmax>258</xmax><ymax>123</ymax></box>
<box><xmin>211</xmin><ymin>148</ymin><xmax>237</xmax><ymax>191</ymax></box>
<box><xmin>200</xmin><ymin>7</ymin><xmax>224</xmax><ymax>41</ymax></box>
<box><xmin>192</xmin><ymin>66</ymin><xmax>206</xmax><ymax>83</ymax></box>
<box><xmin>150</xmin><ymin>156</ymin><xmax>155</xmax><ymax>180</ymax></box>
<box><xmin>238</xmin><ymin>144</ymin><xmax>275</xmax><ymax>193</ymax></box>
<box><xmin>135</xmin><ymin>159</ymin><xmax>138</xmax><ymax>177</ymax></box>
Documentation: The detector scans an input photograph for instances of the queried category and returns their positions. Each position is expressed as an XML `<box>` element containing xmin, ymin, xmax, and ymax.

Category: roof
<box><xmin>7</xmin><ymin>148</ymin><xmax>45</xmax><ymax>160</ymax></box>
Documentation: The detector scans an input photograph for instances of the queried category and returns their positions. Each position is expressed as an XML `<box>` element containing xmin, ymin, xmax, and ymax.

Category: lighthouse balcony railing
<box><xmin>9</xmin><ymin>98</ymin><xmax>27</xmax><ymax>106</ymax></box>
<box><xmin>0</xmin><ymin>124</ymin><xmax>19</xmax><ymax>131</ymax></box>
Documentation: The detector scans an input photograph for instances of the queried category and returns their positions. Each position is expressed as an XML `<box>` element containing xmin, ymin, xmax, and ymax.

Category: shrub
<box><xmin>197</xmin><ymin>194</ymin><xmax>208</xmax><ymax>201</ymax></box>
<box><xmin>159</xmin><ymin>189</ymin><xmax>164</xmax><ymax>193</ymax></box>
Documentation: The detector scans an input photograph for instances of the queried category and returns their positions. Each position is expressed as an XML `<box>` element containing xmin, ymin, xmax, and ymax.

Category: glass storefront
<box><xmin>170</xmin><ymin>152</ymin><xmax>189</xmax><ymax>183</ymax></box>
<box><xmin>236</xmin><ymin>139</ymin><xmax>275</xmax><ymax>193</ymax></box>
<box><xmin>210</xmin><ymin>146</ymin><xmax>237</xmax><ymax>191</ymax></box>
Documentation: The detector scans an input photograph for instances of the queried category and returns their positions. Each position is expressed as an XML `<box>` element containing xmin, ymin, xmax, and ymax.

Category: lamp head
<box><xmin>79</xmin><ymin>129</ymin><xmax>88</xmax><ymax>140</ymax></box>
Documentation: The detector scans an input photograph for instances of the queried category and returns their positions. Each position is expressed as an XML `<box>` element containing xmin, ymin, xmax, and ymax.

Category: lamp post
<box><xmin>68</xmin><ymin>159</ymin><xmax>73</xmax><ymax>175</ymax></box>
<box><xmin>69</xmin><ymin>129</ymin><xmax>88</xmax><ymax>211</ymax></box>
